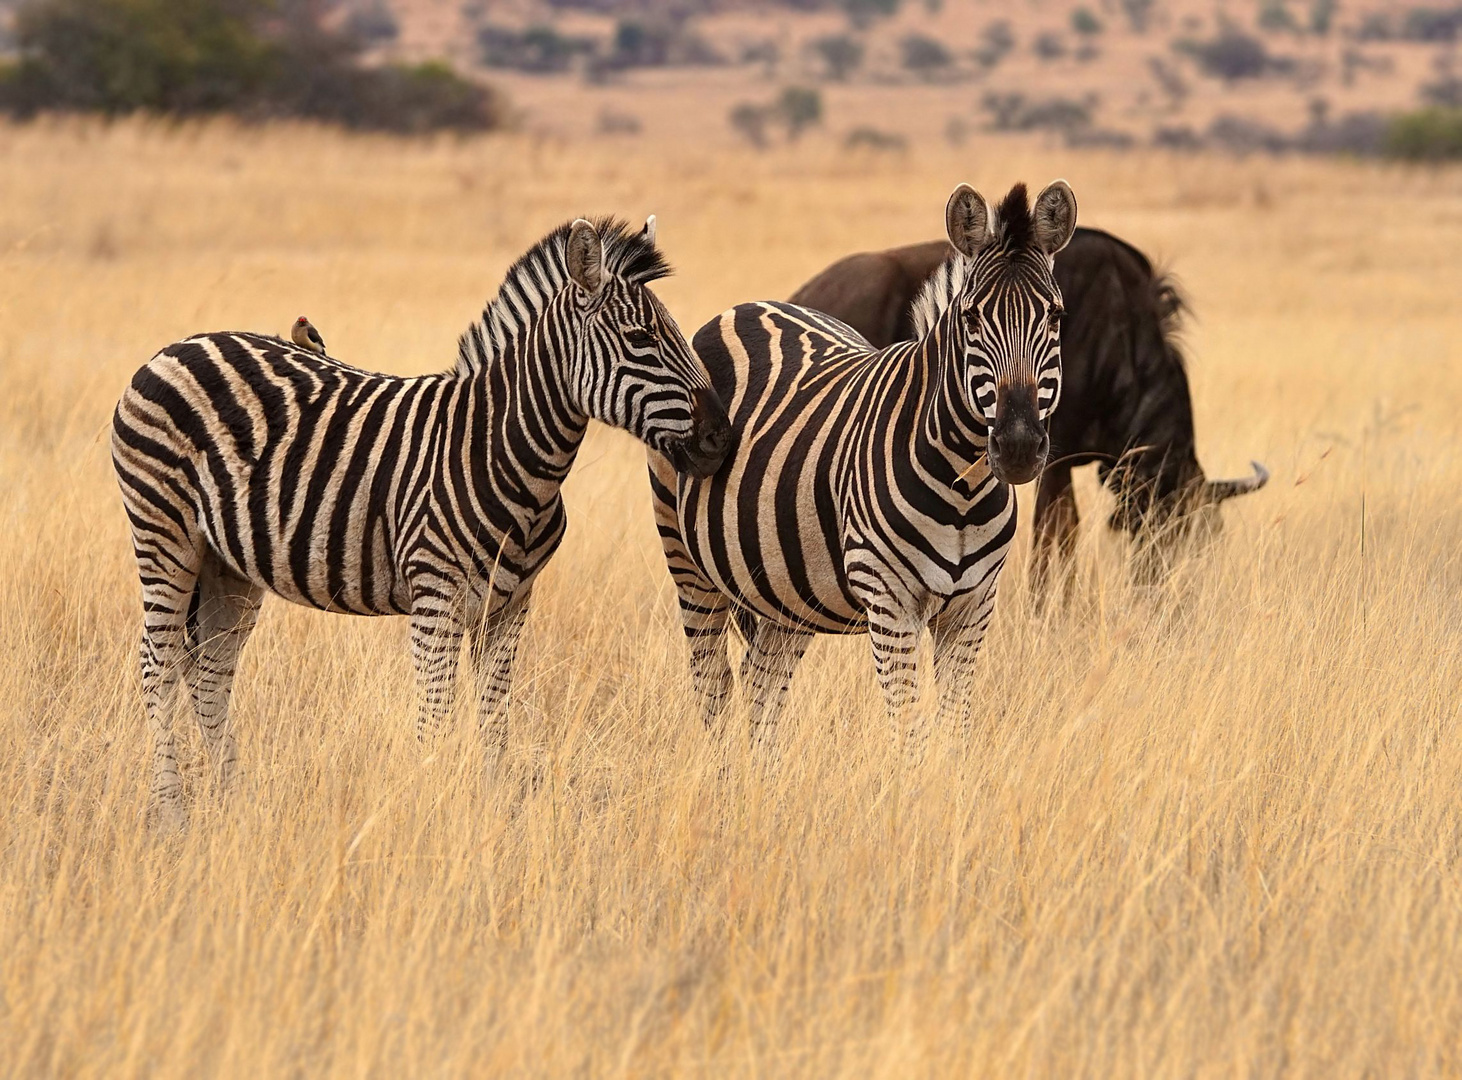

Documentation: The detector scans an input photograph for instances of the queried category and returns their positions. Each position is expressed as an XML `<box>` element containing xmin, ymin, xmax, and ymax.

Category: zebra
<box><xmin>112</xmin><ymin>215</ymin><xmax>731</xmax><ymax>825</ymax></box>
<box><xmin>648</xmin><ymin>181</ymin><xmax>1077</xmax><ymax>758</ymax></box>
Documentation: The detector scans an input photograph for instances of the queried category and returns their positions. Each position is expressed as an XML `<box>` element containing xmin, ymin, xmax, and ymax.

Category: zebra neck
<box><xmin>457</xmin><ymin>303</ymin><xmax>591</xmax><ymax>522</ymax></box>
<box><xmin>911</xmin><ymin>311</ymin><xmax>990</xmax><ymax>494</ymax></box>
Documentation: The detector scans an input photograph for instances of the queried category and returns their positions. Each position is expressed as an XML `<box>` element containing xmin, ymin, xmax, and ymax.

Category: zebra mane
<box><xmin>455</xmin><ymin>217</ymin><xmax>671</xmax><ymax>375</ymax></box>
<box><xmin>909</xmin><ymin>254</ymin><xmax>971</xmax><ymax>339</ymax></box>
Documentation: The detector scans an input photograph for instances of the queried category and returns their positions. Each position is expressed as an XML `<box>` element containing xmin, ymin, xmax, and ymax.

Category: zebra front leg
<box><xmin>187</xmin><ymin>558</ymin><xmax>265</xmax><ymax>797</ymax></box>
<box><xmin>470</xmin><ymin>596</ymin><xmax>531</xmax><ymax>772</ymax></box>
<box><xmin>929</xmin><ymin>589</ymin><xmax>998</xmax><ymax>741</ymax></box>
<box><xmin>865</xmin><ymin>610</ymin><xmax>928</xmax><ymax>762</ymax></box>
<box><xmin>739</xmin><ymin>621</ymin><xmax>813</xmax><ymax>762</ymax></box>
<box><xmin>409</xmin><ymin>605</ymin><xmax>465</xmax><ymax>743</ymax></box>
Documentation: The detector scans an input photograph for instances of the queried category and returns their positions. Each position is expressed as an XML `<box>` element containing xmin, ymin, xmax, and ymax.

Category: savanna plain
<box><xmin>1</xmin><ymin>120</ymin><xmax>1460</xmax><ymax>1077</ymax></box>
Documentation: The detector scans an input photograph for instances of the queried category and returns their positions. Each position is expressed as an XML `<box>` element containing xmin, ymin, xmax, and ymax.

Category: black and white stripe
<box><xmin>649</xmin><ymin>182</ymin><xmax>1077</xmax><ymax>757</ymax></box>
<box><xmin>113</xmin><ymin>216</ymin><xmax>728</xmax><ymax>823</ymax></box>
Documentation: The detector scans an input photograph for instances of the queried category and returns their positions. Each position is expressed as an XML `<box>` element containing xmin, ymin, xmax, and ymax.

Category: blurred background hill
<box><xmin>0</xmin><ymin>0</ymin><xmax>1459</xmax><ymax>156</ymax></box>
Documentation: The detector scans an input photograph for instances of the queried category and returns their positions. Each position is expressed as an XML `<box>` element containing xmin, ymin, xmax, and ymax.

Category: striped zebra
<box><xmin>113</xmin><ymin>216</ymin><xmax>730</xmax><ymax>824</ymax></box>
<box><xmin>649</xmin><ymin>181</ymin><xmax>1077</xmax><ymax>757</ymax></box>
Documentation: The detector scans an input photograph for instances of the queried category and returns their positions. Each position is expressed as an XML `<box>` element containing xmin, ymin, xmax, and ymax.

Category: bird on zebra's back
<box><xmin>113</xmin><ymin>215</ymin><xmax>731</xmax><ymax>829</ymax></box>
<box><xmin>650</xmin><ymin>180</ymin><xmax>1077</xmax><ymax>761</ymax></box>
<box><xmin>291</xmin><ymin>315</ymin><xmax>326</xmax><ymax>355</ymax></box>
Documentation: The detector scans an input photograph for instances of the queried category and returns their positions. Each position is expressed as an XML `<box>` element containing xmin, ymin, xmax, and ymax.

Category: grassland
<box><xmin>1</xmin><ymin>118</ymin><xmax>1461</xmax><ymax>1076</ymax></box>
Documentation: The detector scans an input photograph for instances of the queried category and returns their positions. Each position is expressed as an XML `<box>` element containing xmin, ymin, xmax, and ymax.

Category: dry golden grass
<box><xmin>2</xmin><ymin>118</ymin><xmax>1461</xmax><ymax>1076</ymax></box>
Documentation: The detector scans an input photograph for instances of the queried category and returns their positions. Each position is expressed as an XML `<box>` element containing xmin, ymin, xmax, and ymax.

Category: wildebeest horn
<box><xmin>1204</xmin><ymin>461</ymin><xmax>1270</xmax><ymax>502</ymax></box>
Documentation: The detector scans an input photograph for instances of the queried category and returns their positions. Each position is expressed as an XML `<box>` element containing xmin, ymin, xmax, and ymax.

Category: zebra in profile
<box><xmin>113</xmin><ymin>216</ymin><xmax>730</xmax><ymax>824</ymax></box>
<box><xmin>649</xmin><ymin>181</ymin><xmax>1076</xmax><ymax>757</ymax></box>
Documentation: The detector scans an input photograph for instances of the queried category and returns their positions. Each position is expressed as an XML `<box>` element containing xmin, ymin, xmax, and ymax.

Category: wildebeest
<box><xmin>788</xmin><ymin>227</ymin><xmax>1268</xmax><ymax>592</ymax></box>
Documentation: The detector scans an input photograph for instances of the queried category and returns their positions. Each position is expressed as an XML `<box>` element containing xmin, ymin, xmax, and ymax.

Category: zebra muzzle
<box><xmin>987</xmin><ymin>383</ymin><xmax>1049</xmax><ymax>486</ymax></box>
<box><xmin>669</xmin><ymin>387</ymin><xmax>732</xmax><ymax>477</ymax></box>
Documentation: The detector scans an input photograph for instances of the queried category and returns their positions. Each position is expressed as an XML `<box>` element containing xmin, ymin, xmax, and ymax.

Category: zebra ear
<box><xmin>946</xmin><ymin>184</ymin><xmax>992</xmax><ymax>259</ymax></box>
<box><xmin>641</xmin><ymin>214</ymin><xmax>657</xmax><ymax>247</ymax></box>
<box><xmin>1032</xmin><ymin>180</ymin><xmax>1078</xmax><ymax>255</ymax></box>
<box><xmin>566</xmin><ymin>218</ymin><xmax>604</xmax><ymax>296</ymax></box>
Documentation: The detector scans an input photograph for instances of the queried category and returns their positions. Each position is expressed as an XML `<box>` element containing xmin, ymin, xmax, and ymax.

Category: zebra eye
<box><xmin>962</xmin><ymin>308</ymin><xmax>980</xmax><ymax>332</ymax></box>
<box><xmin>624</xmin><ymin>327</ymin><xmax>655</xmax><ymax>347</ymax></box>
<box><xmin>1048</xmin><ymin>307</ymin><xmax>1065</xmax><ymax>331</ymax></box>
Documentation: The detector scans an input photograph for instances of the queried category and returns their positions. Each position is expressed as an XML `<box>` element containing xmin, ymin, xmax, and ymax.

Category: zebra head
<box><xmin>563</xmin><ymin>217</ymin><xmax>731</xmax><ymax>477</ymax></box>
<box><xmin>945</xmin><ymin>180</ymin><xmax>1078</xmax><ymax>485</ymax></box>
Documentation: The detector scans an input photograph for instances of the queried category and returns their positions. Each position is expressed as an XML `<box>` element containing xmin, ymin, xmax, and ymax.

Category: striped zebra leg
<box><xmin>930</xmin><ymin>589</ymin><xmax>998</xmax><ymax>741</ymax></box>
<box><xmin>738</xmin><ymin>621</ymin><xmax>813</xmax><ymax>759</ymax></box>
<box><xmin>187</xmin><ymin>555</ymin><xmax>264</xmax><ymax>795</ymax></box>
<box><xmin>470</xmin><ymin>597</ymin><xmax>531</xmax><ymax>771</ymax></box>
<box><xmin>409</xmin><ymin>605</ymin><xmax>465</xmax><ymax>743</ymax></box>
<box><xmin>135</xmin><ymin>551</ymin><xmax>202</xmax><ymax>830</ymax></box>
<box><xmin>864</xmin><ymin>609</ymin><xmax>928</xmax><ymax>762</ymax></box>
<box><xmin>649</xmin><ymin>458</ymin><xmax>735</xmax><ymax>730</ymax></box>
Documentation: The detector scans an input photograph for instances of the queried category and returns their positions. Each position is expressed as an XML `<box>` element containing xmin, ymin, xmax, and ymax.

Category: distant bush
<box><xmin>1177</xmin><ymin>29</ymin><xmax>1279</xmax><ymax>81</ymax></box>
<box><xmin>728</xmin><ymin>86</ymin><xmax>823</xmax><ymax>147</ymax></box>
<box><xmin>982</xmin><ymin>91</ymin><xmax>1093</xmax><ymax>132</ymax></box>
<box><xmin>901</xmin><ymin>33</ymin><xmax>953</xmax><ymax>78</ymax></box>
<box><xmin>1121</xmin><ymin>0</ymin><xmax>1155</xmax><ymax>32</ymax></box>
<box><xmin>1071</xmin><ymin>7</ymin><xmax>1103</xmax><ymax>36</ymax></box>
<box><xmin>1308</xmin><ymin>0</ymin><xmax>1337</xmax><ymax>35</ymax></box>
<box><xmin>844</xmin><ymin>126</ymin><xmax>907</xmax><ymax>151</ymax></box>
<box><xmin>1152</xmin><ymin>124</ymin><xmax>1204</xmax><ymax>150</ymax></box>
<box><xmin>0</xmin><ymin>0</ymin><xmax>505</xmax><ymax>132</ymax></box>
<box><xmin>596</xmin><ymin>108</ymin><xmax>641</xmax><ymax>135</ymax></box>
<box><xmin>729</xmin><ymin>101</ymin><xmax>770</xmax><ymax>147</ymax></box>
<box><xmin>606</xmin><ymin>18</ymin><xmax>722</xmax><ymax>69</ymax></box>
<box><xmin>841</xmin><ymin>0</ymin><xmax>899</xmax><ymax>28</ymax></box>
<box><xmin>345</xmin><ymin>1</ymin><xmax>399</xmax><ymax>45</ymax></box>
<box><xmin>1421</xmin><ymin>73</ymin><xmax>1462</xmax><ymax>108</ymax></box>
<box><xmin>1354</xmin><ymin>13</ymin><xmax>1393</xmax><ymax>41</ymax></box>
<box><xmin>810</xmin><ymin>34</ymin><xmax>864</xmax><ymax>81</ymax></box>
<box><xmin>1385</xmin><ymin>107</ymin><xmax>1462</xmax><ymax>159</ymax></box>
<box><xmin>1258</xmin><ymin>1</ymin><xmax>1297</xmax><ymax>33</ymax></box>
<box><xmin>1033</xmin><ymin>31</ymin><xmax>1067</xmax><ymax>60</ymax></box>
<box><xmin>1206</xmin><ymin>113</ymin><xmax>1290</xmax><ymax>153</ymax></box>
<box><xmin>1401</xmin><ymin>7</ymin><xmax>1462</xmax><ymax>42</ymax></box>
<box><xmin>479</xmin><ymin>24</ymin><xmax>594</xmax><ymax>73</ymax></box>
<box><xmin>973</xmin><ymin>20</ymin><xmax>1016</xmax><ymax>68</ymax></box>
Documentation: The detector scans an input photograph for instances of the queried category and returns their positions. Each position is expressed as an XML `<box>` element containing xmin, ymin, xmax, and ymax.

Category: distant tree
<box><xmin>844</xmin><ymin>125</ymin><xmax>907</xmax><ymax>151</ymax></box>
<box><xmin>1070</xmin><ymin>7</ymin><xmax>1103</xmax><ymax>36</ymax></box>
<box><xmin>900</xmin><ymin>33</ymin><xmax>952</xmax><ymax>78</ymax></box>
<box><xmin>810</xmin><ymin>34</ymin><xmax>864</xmax><ymax>81</ymax></box>
<box><xmin>775</xmin><ymin>85</ymin><xmax>822</xmax><ymax>139</ymax></box>
<box><xmin>0</xmin><ymin>0</ymin><xmax>506</xmax><ymax>131</ymax></box>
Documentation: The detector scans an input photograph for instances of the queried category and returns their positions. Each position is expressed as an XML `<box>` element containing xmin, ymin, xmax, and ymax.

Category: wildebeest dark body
<box><xmin>788</xmin><ymin>227</ymin><xmax>1267</xmax><ymax>592</ymax></box>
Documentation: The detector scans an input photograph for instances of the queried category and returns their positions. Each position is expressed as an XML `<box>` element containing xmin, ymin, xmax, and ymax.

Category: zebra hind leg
<box><xmin>739</xmin><ymin>620</ymin><xmax>813</xmax><ymax>763</ymax></box>
<box><xmin>470</xmin><ymin>595</ymin><xmax>532</xmax><ymax>776</ymax></box>
<box><xmin>187</xmin><ymin>551</ymin><xmax>265</xmax><ymax>799</ymax></box>
<box><xmin>134</xmin><ymin>547</ymin><xmax>203</xmax><ymax>831</ymax></box>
